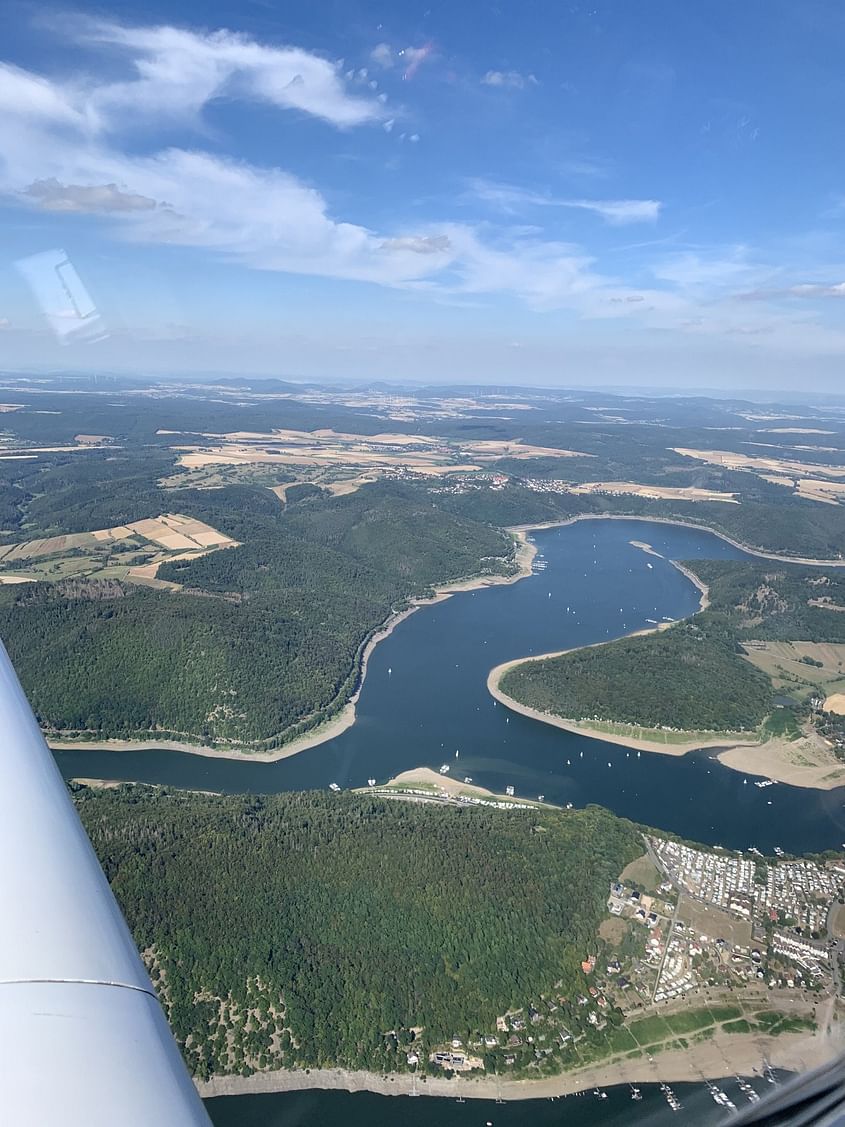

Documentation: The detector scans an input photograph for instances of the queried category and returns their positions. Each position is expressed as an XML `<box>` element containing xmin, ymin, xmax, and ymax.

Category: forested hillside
<box><xmin>74</xmin><ymin>786</ymin><xmax>642</xmax><ymax>1080</ymax></box>
<box><xmin>500</xmin><ymin>622</ymin><xmax>773</xmax><ymax>733</ymax></box>
<box><xmin>0</xmin><ymin>484</ymin><xmax>512</xmax><ymax>746</ymax></box>
<box><xmin>499</xmin><ymin>560</ymin><xmax>845</xmax><ymax>736</ymax></box>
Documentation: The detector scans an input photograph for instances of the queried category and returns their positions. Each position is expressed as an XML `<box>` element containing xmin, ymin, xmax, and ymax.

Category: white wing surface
<box><xmin>0</xmin><ymin>641</ymin><xmax>212</xmax><ymax>1125</ymax></box>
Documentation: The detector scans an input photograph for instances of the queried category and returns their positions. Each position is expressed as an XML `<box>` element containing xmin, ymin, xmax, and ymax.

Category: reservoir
<box><xmin>54</xmin><ymin>518</ymin><xmax>845</xmax><ymax>854</ymax></box>
<box><xmin>205</xmin><ymin>1076</ymin><xmax>757</xmax><ymax>1126</ymax></box>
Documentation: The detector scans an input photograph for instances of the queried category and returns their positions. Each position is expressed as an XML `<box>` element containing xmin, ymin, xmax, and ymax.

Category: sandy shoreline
<box><xmin>488</xmin><ymin>672</ymin><xmax>845</xmax><ymax>790</ymax></box>
<box><xmin>49</xmin><ymin>530</ymin><xmax>537</xmax><ymax>764</ymax></box>
<box><xmin>197</xmin><ymin>1029</ymin><xmax>838</xmax><ymax>1102</ymax></box>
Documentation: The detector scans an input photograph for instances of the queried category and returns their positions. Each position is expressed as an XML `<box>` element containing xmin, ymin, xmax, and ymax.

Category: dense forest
<box><xmin>74</xmin><ymin>786</ymin><xmax>642</xmax><ymax>1080</ymax></box>
<box><xmin>0</xmin><ymin>483</ymin><xmax>512</xmax><ymax>745</ymax></box>
<box><xmin>500</xmin><ymin>559</ymin><xmax>845</xmax><ymax>736</ymax></box>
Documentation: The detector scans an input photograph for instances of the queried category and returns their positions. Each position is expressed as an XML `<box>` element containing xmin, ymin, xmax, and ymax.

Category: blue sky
<box><xmin>1</xmin><ymin>0</ymin><xmax>844</xmax><ymax>388</ymax></box>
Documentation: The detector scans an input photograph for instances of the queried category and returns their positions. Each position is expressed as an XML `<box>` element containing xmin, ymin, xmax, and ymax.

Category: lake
<box><xmin>56</xmin><ymin>518</ymin><xmax>845</xmax><ymax>854</ymax></box>
<box><xmin>55</xmin><ymin>518</ymin><xmax>821</xmax><ymax>1125</ymax></box>
<box><xmin>204</xmin><ymin>1073</ymin><xmax>780</xmax><ymax>1125</ymax></box>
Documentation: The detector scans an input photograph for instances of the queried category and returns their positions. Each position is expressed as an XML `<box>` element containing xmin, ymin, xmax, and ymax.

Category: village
<box><xmin>421</xmin><ymin>836</ymin><xmax>845</xmax><ymax>1091</ymax></box>
<box><xmin>641</xmin><ymin>837</ymin><xmax>845</xmax><ymax>1001</ymax></box>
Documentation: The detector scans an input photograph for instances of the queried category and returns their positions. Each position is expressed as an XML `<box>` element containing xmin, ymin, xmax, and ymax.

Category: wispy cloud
<box><xmin>24</xmin><ymin>178</ymin><xmax>158</xmax><ymax>213</ymax></box>
<box><xmin>469</xmin><ymin>179</ymin><xmax>661</xmax><ymax>224</ymax></box>
<box><xmin>4</xmin><ymin>18</ymin><xmax>845</xmax><ymax>367</ymax></box>
<box><xmin>370</xmin><ymin>43</ymin><xmax>394</xmax><ymax>69</ymax></box>
<box><xmin>72</xmin><ymin>22</ymin><xmax>385</xmax><ymax>129</ymax></box>
<box><xmin>481</xmin><ymin>70</ymin><xmax>537</xmax><ymax>90</ymax></box>
<box><xmin>740</xmin><ymin>282</ymin><xmax>845</xmax><ymax>300</ymax></box>
<box><xmin>562</xmin><ymin>199</ymin><xmax>661</xmax><ymax>224</ymax></box>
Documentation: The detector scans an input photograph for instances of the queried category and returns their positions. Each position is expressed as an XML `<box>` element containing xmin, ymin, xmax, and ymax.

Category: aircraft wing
<box><xmin>0</xmin><ymin>641</ymin><xmax>211</xmax><ymax>1125</ymax></box>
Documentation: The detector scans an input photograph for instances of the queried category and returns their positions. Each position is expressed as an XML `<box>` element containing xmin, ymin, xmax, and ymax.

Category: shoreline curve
<box><xmin>487</xmin><ymin>542</ymin><xmax>845</xmax><ymax>791</ymax></box>
<box><xmin>197</xmin><ymin>1029</ymin><xmax>832</xmax><ymax>1103</ymax></box>
<box><xmin>49</xmin><ymin>531</ymin><xmax>537</xmax><ymax>764</ymax></box>
<box><xmin>49</xmin><ymin>512</ymin><xmax>845</xmax><ymax>766</ymax></box>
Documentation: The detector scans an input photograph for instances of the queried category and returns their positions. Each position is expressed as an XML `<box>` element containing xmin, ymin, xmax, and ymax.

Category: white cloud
<box><xmin>561</xmin><ymin>199</ymin><xmax>661</xmax><ymax>224</ymax></box>
<box><xmin>380</xmin><ymin>235</ymin><xmax>451</xmax><ymax>254</ymax></box>
<box><xmin>370</xmin><ymin>43</ymin><xmax>394</xmax><ymax>69</ymax></box>
<box><xmin>53</xmin><ymin>22</ymin><xmax>385</xmax><ymax>131</ymax></box>
<box><xmin>0</xmin><ymin>64</ymin><xmax>84</xmax><ymax>126</ymax></box>
<box><xmin>481</xmin><ymin>70</ymin><xmax>537</xmax><ymax>90</ymax></box>
<box><xmin>24</xmin><ymin>178</ymin><xmax>158</xmax><ymax>213</ymax></box>
<box><xmin>5</xmin><ymin>17</ymin><xmax>843</xmax><ymax>367</ymax></box>
<box><xmin>399</xmin><ymin>45</ymin><xmax>433</xmax><ymax>79</ymax></box>
<box><xmin>740</xmin><ymin>282</ymin><xmax>845</xmax><ymax>300</ymax></box>
<box><xmin>651</xmin><ymin>249</ymin><xmax>769</xmax><ymax>295</ymax></box>
<box><xmin>469</xmin><ymin>179</ymin><xmax>661</xmax><ymax>224</ymax></box>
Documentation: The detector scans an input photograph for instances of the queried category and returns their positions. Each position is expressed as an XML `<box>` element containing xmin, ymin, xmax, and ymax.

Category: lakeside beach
<box><xmin>197</xmin><ymin>1027</ymin><xmax>838</xmax><ymax>1103</ymax></box>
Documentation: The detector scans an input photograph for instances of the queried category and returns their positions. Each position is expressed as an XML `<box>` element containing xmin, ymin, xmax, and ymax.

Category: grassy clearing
<box><xmin>665</xmin><ymin>1009</ymin><xmax>718</xmax><ymax>1035</ymax></box>
<box><xmin>619</xmin><ymin>852</ymin><xmax>660</xmax><ymax>890</ymax></box>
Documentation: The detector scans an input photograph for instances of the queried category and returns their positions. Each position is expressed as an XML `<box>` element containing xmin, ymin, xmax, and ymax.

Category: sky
<box><xmin>1</xmin><ymin>0</ymin><xmax>844</xmax><ymax>389</ymax></box>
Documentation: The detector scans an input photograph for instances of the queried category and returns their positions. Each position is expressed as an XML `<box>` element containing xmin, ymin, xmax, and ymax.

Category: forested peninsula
<box><xmin>493</xmin><ymin>558</ymin><xmax>845</xmax><ymax>776</ymax></box>
<box><xmin>74</xmin><ymin>786</ymin><xmax>642</xmax><ymax>1082</ymax></box>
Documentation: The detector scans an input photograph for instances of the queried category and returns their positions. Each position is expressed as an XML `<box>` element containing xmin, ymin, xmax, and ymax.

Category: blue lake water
<box><xmin>56</xmin><ymin>518</ymin><xmax>845</xmax><ymax>854</ymax></box>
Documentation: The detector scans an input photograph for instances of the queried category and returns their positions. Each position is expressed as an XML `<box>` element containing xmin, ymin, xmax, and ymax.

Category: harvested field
<box><xmin>673</xmin><ymin>447</ymin><xmax>845</xmax><ymax>480</ymax></box>
<box><xmin>796</xmin><ymin>479</ymin><xmax>845</xmax><ymax>505</ymax></box>
<box><xmin>457</xmin><ymin>439</ymin><xmax>588</xmax><ymax>459</ymax></box>
<box><xmin>742</xmin><ymin>640</ymin><xmax>845</xmax><ymax>697</ymax></box>
<box><xmin>0</xmin><ymin>513</ymin><xmax>238</xmax><ymax>585</ymax></box>
<box><xmin>569</xmin><ymin>481</ymin><xmax>738</xmax><ymax>504</ymax></box>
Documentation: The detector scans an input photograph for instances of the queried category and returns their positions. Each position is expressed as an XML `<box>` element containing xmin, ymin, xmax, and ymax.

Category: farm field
<box><xmin>0</xmin><ymin>513</ymin><xmax>238</xmax><ymax>587</ymax></box>
<box><xmin>741</xmin><ymin>641</ymin><xmax>845</xmax><ymax>700</ymax></box>
<box><xmin>568</xmin><ymin>480</ymin><xmax>739</xmax><ymax>504</ymax></box>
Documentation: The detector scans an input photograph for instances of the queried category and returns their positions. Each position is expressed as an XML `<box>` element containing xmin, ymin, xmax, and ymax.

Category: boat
<box><xmin>592</xmin><ymin>1088</ymin><xmax>607</xmax><ymax>1100</ymax></box>
<box><xmin>439</xmin><ymin>764</ymin><xmax>450</xmax><ymax>774</ymax></box>
<box><xmin>754</xmin><ymin>779</ymin><xmax>775</xmax><ymax>788</ymax></box>
<box><xmin>505</xmin><ymin>785</ymin><xmax>515</xmax><ymax>796</ymax></box>
<box><xmin>647</xmin><ymin>562</ymin><xmax>653</xmax><ymax>569</ymax></box>
<box><xmin>464</xmin><ymin>776</ymin><xmax>473</xmax><ymax>783</ymax></box>
<box><xmin>329</xmin><ymin>782</ymin><xmax>341</xmax><ymax>792</ymax></box>
<box><xmin>660</xmin><ymin>1083</ymin><xmax>682</xmax><ymax>1111</ymax></box>
<box><xmin>630</xmin><ymin>1085</ymin><xmax>642</xmax><ymax>1101</ymax></box>
<box><xmin>367</xmin><ymin>778</ymin><xmax>376</xmax><ymax>787</ymax></box>
<box><xmin>537</xmin><ymin>794</ymin><xmax>544</xmax><ymax>802</ymax></box>
<box><xmin>455</xmin><ymin>749</ymin><xmax>459</xmax><ymax>758</ymax></box>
